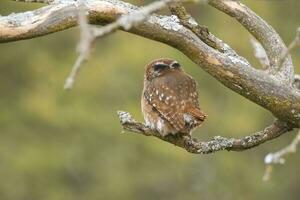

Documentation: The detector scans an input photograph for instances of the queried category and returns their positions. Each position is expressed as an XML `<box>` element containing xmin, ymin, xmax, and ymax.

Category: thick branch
<box><xmin>168</xmin><ymin>2</ymin><xmax>223</xmax><ymax>51</ymax></box>
<box><xmin>64</xmin><ymin>0</ymin><xmax>187</xmax><ymax>89</ymax></box>
<box><xmin>118</xmin><ymin>111</ymin><xmax>292</xmax><ymax>154</ymax></box>
<box><xmin>1</xmin><ymin>0</ymin><xmax>300</xmax><ymax>126</ymax></box>
<box><xmin>208</xmin><ymin>0</ymin><xmax>294</xmax><ymax>83</ymax></box>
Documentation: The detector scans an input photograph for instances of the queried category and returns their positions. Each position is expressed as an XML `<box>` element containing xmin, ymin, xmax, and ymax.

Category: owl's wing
<box><xmin>185</xmin><ymin>107</ymin><xmax>207</xmax><ymax>121</ymax></box>
<box><xmin>144</xmin><ymin>82</ymin><xmax>185</xmax><ymax>131</ymax></box>
<box><xmin>183</xmin><ymin>76</ymin><xmax>207</xmax><ymax>121</ymax></box>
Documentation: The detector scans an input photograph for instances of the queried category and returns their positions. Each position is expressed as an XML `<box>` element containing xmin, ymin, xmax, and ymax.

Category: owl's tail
<box><xmin>186</xmin><ymin>108</ymin><xmax>207</xmax><ymax>121</ymax></box>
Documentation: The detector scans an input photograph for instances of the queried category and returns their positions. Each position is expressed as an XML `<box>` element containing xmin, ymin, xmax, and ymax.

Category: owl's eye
<box><xmin>170</xmin><ymin>61</ymin><xmax>180</xmax><ymax>68</ymax></box>
<box><xmin>153</xmin><ymin>63</ymin><xmax>168</xmax><ymax>71</ymax></box>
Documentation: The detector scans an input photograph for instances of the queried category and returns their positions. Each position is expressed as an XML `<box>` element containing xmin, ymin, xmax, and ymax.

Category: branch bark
<box><xmin>118</xmin><ymin>111</ymin><xmax>292</xmax><ymax>154</ymax></box>
<box><xmin>208</xmin><ymin>0</ymin><xmax>294</xmax><ymax>83</ymax></box>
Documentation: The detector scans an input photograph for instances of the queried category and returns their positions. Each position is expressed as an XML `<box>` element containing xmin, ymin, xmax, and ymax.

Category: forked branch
<box><xmin>208</xmin><ymin>0</ymin><xmax>294</xmax><ymax>83</ymax></box>
<box><xmin>1</xmin><ymin>0</ymin><xmax>300</xmax><ymax>153</ymax></box>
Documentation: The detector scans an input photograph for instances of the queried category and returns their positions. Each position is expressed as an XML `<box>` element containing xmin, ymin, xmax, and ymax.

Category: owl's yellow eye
<box><xmin>153</xmin><ymin>63</ymin><xmax>168</xmax><ymax>71</ymax></box>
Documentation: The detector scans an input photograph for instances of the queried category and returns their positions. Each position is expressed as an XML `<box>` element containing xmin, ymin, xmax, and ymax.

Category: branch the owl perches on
<box><xmin>117</xmin><ymin>111</ymin><xmax>291</xmax><ymax>154</ymax></box>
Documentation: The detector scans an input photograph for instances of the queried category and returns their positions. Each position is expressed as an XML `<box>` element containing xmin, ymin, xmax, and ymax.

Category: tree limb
<box><xmin>64</xmin><ymin>0</ymin><xmax>193</xmax><ymax>89</ymax></box>
<box><xmin>278</xmin><ymin>27</ymin><xmax>300</xmax><ymax>71</ymax></box>
<box><xmin>208</xmin><ymin>0</ymin><xmax>294</xmax><ymax>83</ymax></box>
<box><xmin>118</xmin><ymin>111</ymin><xmax>292</xmax><ymax>154</ymax></box>
<box><xmin>1</xmin><ymin>0</ymin><xmax>300</xmax><ymax>127</ymax></box>
<box><xmin>250</xmin><ymin>38</ymin><xmax>269</xmax><ymax>69</ymax></box>
<box><xmin>168</xmin><ymin>2</ymin><xmax>223</xmax><ymax>52</ymax></box>
<box><xmin>262</xmin><ymin>77</ymin><xmax>300</xmax><ymax>181</ymax></box>
<box><xmin>64</xmin><ymin>6</ymin><xmax>94</xmax><ymax>90</ymax></box>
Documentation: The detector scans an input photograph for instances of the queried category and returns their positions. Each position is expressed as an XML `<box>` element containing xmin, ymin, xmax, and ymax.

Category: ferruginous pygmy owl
<box><xmin>141</xmin><ymin>58</ymin><xmax>207</xmax><ymax>137</ymax></box>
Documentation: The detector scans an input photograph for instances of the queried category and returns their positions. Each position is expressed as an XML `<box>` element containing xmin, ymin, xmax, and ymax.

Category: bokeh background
<box><xmin>1</xmin><ymin>0</ymin><xmax>300</xmax><ymax>199</ymax></box>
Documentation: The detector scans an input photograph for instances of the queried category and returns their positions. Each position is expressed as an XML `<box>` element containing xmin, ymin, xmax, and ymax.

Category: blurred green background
<box><xmin>1</xmin><ymin>0</ymin><xmax>300</xmax><ymax>199</ymax></box>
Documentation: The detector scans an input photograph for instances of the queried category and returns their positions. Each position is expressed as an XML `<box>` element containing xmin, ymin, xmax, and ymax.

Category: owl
<box><xmin>141</xmin><ymin>58</ymin><xmax>207</xmax><ymax>137</ymax></box>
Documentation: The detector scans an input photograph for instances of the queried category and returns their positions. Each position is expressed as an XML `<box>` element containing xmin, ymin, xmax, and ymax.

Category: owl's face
<box><xmin>145</xmin><ymin>58</ymin><xmax>182</xmax><ymax>81</ymax></box>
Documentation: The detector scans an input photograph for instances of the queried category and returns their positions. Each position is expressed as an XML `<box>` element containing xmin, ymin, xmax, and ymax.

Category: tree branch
<box><xmin>262</xmin><ymin>76</ymin><xmax>300</xmax><ymax>181</ymax></box>
<box><xmin>278</xmin><ymin>27</ymin><xmax>300</xmax><ymax>71</ymax></box>
<box><xmin>118</xmin><ymin>111</ymin><xmax>292</xmax><ymax>154</ymax></box>
<box><xmin>64</xmin><ymin>6</ymin><xmax>94</xmax><ymax>90</ymax></box>
<box><xmin>63</xmin><ymin>0</ymin><xmax>192</xmax><ymax>89</ymax></box>
<box><xmin>168</xmin><ymin>2</ymin><xmax>223</xmax><ymax>52</ymax></box>
<box><xmin>1</xmin><ymin>0</ymin><xmax>300</xmax><ymax>127</ymax></box>
<box><xmin>250</xmin><ymin>38</ymin><xmax>269</xmax><ymax>69</ymax></box>
<box><xmin>263</xmin><ymin>130</ymin><xmax>300</xmax><ymax>181</ymax></box>
<box><xmin>208</xmin><ymin>0</ymin><xmax>294</xmax><ymax>83</ymax></box>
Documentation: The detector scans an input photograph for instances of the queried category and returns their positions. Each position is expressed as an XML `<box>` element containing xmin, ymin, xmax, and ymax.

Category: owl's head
<box><xmin>145</xmin><ymin>58</ymin><xmax>182</xmax><ymax>81</ymax></box>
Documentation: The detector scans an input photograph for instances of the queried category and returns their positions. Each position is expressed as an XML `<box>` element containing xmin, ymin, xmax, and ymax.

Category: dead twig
<box><xmin>263</xmin><ymin>130</ymin><xmax>300</xmax><ymax>181</ymax></box>
<box><xmin>278</xmin><ymin>27</ymin><xmax>300</xmax><ymax>69</ymax></box>
<box><xmin>64</xmin><ymin>0</ymin><xmax>188</xmax><ymax>90</ymax></box>
<box><xmin>250</xmin><ymin>38</ymin><xmax>270</xmax><ymax>69</ymax></box>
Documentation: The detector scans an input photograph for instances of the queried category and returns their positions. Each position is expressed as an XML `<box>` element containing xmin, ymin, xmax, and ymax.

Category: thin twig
<box><xmin>64</xmin><ymin>6</ymin><xmax>94</xmax><ymax>90</ymax></box>
<box><xmin>118</xmin><ymin>111</ymin><xmax>292</xmax><ymax>154</ymax></box>
<box><xmin>250</xmin><ymin>38</ymin><xmax>269</xmax><ymax>69</ymax></box>
<box><xmin>64</xmin><ymin>0</ymin><xmax>187</xmax><ymax>90</ymax></box>
<box><xmin>278</xmin><ymin>27</ymin><xmax>300</xmax><ymax>69</ymax></box>
<box><xmin>92</xmin><ymin>0</ymin><xmax>186</xmax><ymax>38</ymax></box>
<box><xmin>208</xmin><ymin>0</ymin><xmax>294</xmax><ymax>83</ymax></box>
<box><xmin>263</xmin><ymin>130</ymin><xmax>300</xmax><ymax>181</ymax></box>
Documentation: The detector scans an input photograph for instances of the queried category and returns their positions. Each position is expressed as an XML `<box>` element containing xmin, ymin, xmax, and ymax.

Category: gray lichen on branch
<box><xmin>117</xmin><ymin>111</ymin><xmax>292</xmax><ymax>154</ymax></box>
<box><xmin>64</xmin><ymin>0</ymin><xmax>191</xmax><ymax>89</ymax></box>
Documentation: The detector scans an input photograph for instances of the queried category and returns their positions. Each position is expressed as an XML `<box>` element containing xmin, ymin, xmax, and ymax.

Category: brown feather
<box><xmin>185</xmin><ymin>107</ymin><xmax>207</xmax><ymax>121</ymax></box>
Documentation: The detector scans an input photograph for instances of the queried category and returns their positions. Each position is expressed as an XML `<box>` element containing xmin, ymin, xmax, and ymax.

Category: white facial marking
<box><xmin>155</xmin><ymin>61</ymin><xmax>165</xmax><ymax>66</ymax></box>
